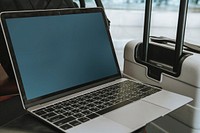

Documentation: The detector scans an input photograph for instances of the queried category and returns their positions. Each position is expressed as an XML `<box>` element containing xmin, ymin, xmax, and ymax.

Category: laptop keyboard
<box><xmin>33</xmin><ymin>80</ymin><xmax>161</xmax><ymax>131</ymax></box>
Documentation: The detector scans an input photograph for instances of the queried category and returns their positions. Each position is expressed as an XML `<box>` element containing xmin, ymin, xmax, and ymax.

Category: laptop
<box><xmin>0</xmin><ymin>8</ymin><xmax>192</xmax><ymax>133</ymax></box>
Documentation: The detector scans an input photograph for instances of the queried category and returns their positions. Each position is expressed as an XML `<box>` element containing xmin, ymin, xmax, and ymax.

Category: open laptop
<box><xmin>0</xmin><ymin>8</ymin><xmax>192</xmax><ymax>133</ymax></box>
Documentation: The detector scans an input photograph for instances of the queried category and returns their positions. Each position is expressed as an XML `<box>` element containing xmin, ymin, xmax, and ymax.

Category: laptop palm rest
<box><xmin>66</xmin><ymin>89</ymin><xmax>192</xmax><ymax>133</ymax></box>
<box><xmin>67</xmin><ymin>116</ymin><xmax>132</xmax><ymax>133</ymax></box>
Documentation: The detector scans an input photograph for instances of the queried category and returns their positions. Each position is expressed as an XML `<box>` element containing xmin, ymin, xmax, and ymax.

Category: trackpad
<box><xmin>104</xmin><ymin>101</ymin><xmax>169</xmax><ymax>131</ymax></box>
<box><xmin>143</xmin><ymin>90</ymin><xmax>192</xmax><ymax>110</ymax></box>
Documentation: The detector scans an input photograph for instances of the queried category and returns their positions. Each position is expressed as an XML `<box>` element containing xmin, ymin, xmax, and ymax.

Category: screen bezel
<box><xmin>0</xmin><ymin>8</ymin><xmax>121</xmax><ymax>108</ymax></box>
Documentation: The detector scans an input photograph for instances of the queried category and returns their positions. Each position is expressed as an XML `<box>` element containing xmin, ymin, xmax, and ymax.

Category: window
<box><xmin>77</xmin><ymin>0</ymin><xmax>200</xmax><ymax>43</ymax></box>
<box><xmin>74</xmin><ymin>0</ymin><xmax>200</xmax><ymax>69</ymax></box>
<box><xmin>76</xmin><ymin>0</ymin><xmax>200</xmax><ymax>11</ymax></box>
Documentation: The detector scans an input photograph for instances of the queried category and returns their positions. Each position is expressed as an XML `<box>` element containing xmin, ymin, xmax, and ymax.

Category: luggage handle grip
<box><xmin>142</xmin><ymin>0</ymin><xmax>189</xmax><ymax>72</ymax></box>
<box><xmin>150</xmin><ymin>36</ymin><xmax>200</xmax><ymax>53</ymax></box>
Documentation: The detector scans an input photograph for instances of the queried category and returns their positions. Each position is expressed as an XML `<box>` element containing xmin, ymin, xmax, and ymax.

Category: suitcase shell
<box><xmin>123</xmin><ymin>0</ymin><xmax>200</xmax><ymax>132</ymax></box>
<box><xmin>124</xmin><ymin>40</ymin><xmax>200</xmax><ymax>131</ymax></box>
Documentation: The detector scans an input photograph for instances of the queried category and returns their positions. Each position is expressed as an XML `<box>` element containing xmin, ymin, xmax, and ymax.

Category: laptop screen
<box><xmin>1</xmin><ymin>8</ymin><xmax>120</xmax><ymax>104</ymax></box>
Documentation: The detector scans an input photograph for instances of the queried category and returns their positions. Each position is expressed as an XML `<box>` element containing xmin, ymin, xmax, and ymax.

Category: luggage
<box><xmin>123</xmin><ymin>0</ymin><xmax>200</xmax><ymax>132</ymax></box>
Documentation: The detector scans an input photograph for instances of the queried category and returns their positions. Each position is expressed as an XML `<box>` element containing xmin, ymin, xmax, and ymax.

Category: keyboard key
<box><xmin>34</xmin><ymin>110</ymin><xmax>47</xmax><ymax>116</ymax></box>
<box><xmin>69</xmin><ymin>120</ymin><xmax>81</xmax><ymax>126</ymax></box>
<box><xmin>41</xmin><ymin>112</ymin><xmax>57</xmax><ymax>119</ymax></box>
<box><xmin>86</xmin><ymin>113</ymin><xmax>99</xmax><ymax>119</ymax></box>
<box><xmin>48</xmin><ymin>115</ymin><xmax>65</xmax><ymax>122</ymax></box>
<box><xmin>104</xmin><ymin>102</ymin><xmax>113</xmax><ymax>107</ymax></box>
<box><xmin>96</xmin><ymin>105</ymin><xmax>106</xmax><ymax>109</ymax></box>
<box><xmin>73</xmin><ymin>113</ymin><xmax>84</xmax><ymax>118</ymax></box>
<box><xmin>78</xmin><ymin>117</ymin><xmax>90</xmax><ymax>123</ymax></box>
<box><xmin>71</xmin><ymin>104</ymin><xmax>80</xmax><ymax>108</ymax></box>
<box><xmin>54</xmin><ymin>109</ymin><xmax>65</xmax><ymax>114</ymax></box>
<box><xmin>101</xmin><ymin>98</ymin><xmax>108</xmax><ymax>102</ymax></box>
<box><xmin>54</xmin><ymin>116</ymin><xmax>75</xmax><ymax>126</ymax></box>
<box><xmin>82</xmin><ymin>110</ymin><xmax>92</xmax><ymax>115</ymax></box>
<box><xmin>86</xmin><ymin>103</ymin><xmax>95</xmax><ymax>108</ymax></box>
<box><xmin>89</xmin><ymin>107</ymin><xmax>99</xmax><ymax>112</ymax></box>
<box><xmin>94</xmin><ymin>101</ymin><xmax>103</xmax><ymax>105</ymax></box>
<box><xmin>60</xmin><ymin>123</ymin><xmax>72</xmax><ymax>130</ymax></box>
<box><xmin>63</xmin><ymin>106</ymin><xmax>73</xmax><ymax>111</ymax></box>
<box><xmin>53</xmin><ymin>105</ymin><xmax>63</xmax><ymax>109</ymax></box>
<box><xmin>93</xmin><ymin>96</ymin><xmax>102</xmax><ymax>100</ymax></box>
<box><xmin>63</xmin><ymin>111</ymin><xmax>73</xmax><ymax>117</ymax></box>
<box><xmin>62</xmin><ymin>103</ymin><xmax>71</xmax><ymax>107</ymax></box>
<box><xmin>78</xmin><ymin>105</ymin><xmax>89</xmax><ymax>110</ymax></box>
<box><xmin>86</xmin><ymin>99</ymin><xmax>93</xmax><ymax>103</ymax></box>
<box><xmin>45</xmin><ymin>108</ymin><xmax>55</xmax><ymax>112</ymax></box>
<box><xmin>71</xmin><ymin>109</ymin><xmax>81</xmax><ymax>114</ymax></box>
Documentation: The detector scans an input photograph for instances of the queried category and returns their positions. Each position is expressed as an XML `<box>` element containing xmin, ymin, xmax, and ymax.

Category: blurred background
<box><xmin>74</xmin><ymin>0</ymin><xmax>200</xmax><ymax>69</ymax></box>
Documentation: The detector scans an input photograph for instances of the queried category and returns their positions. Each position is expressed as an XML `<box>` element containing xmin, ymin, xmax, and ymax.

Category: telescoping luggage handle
<box><xmin>143</xmin><ymin>0</ymin><xmax>189</xmax><ymax>71</ymax></box>
<box><xmin>136</xmin><ymin>0</ymin><xmax>190</xmax><ymax>80</ymax></box>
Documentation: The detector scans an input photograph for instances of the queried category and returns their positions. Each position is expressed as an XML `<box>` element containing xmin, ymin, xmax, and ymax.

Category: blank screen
<box><xmin>6</xmin><ymin>12</ymin><xmax>119</xmax><ymax>100</ymax></box>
